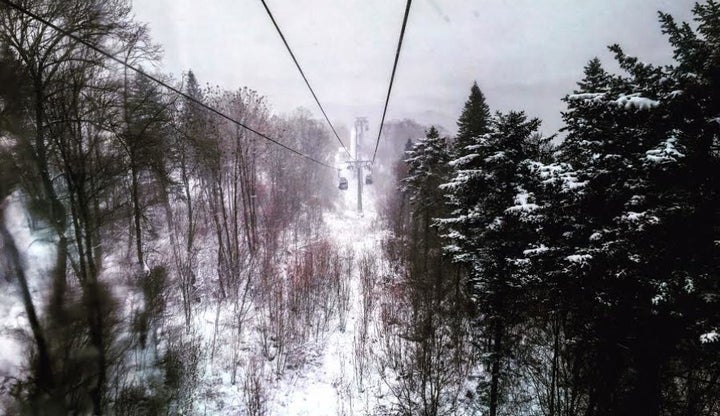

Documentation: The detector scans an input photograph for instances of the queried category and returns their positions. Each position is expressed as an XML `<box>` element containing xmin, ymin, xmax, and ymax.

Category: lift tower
<box><xmin>352</xmin><ymin>117</ymin><xmax>369</xmax><ymax>213</ymax></box>
<box><xmin>337</xmin><ymin>118</ymin><xmax>372</xmax><ymax>213</ymax></box>
<box><xmin>354</xmin><ymin>117</ymin><xmax>369</xmax><ymax>157</ymax></box>
<box><xmin>343</xmin><ymin>159</ymin><xmax>372</xmax><ymax>214</ymax></box>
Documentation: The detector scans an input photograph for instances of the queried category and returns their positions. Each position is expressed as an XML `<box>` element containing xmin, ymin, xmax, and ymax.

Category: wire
<box><xmin>259</xmin><ymin>0</ymin><xmax>352</xmax><ymax>160</ymax></box>
<box><xmin>0</xmin><ymin>0</ymin><xmax>337</xmax><ymax>170</ymax></box>
<box><xmin>371</xmin><ymin>0</ymin><xmax>412</xmax><ymax>164</ymax></box>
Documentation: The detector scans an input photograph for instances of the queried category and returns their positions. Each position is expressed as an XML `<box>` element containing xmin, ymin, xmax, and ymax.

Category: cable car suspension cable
<box><xmin>371</xmin><ymin>0</ymin><xmax>413</xmax><ymax>165</ymax></box>
<box><xmin>259</xmin><ymin>0</ymin><xmax>353</xmax><ymax>160</ymax></box>
<box><xmin>0</xmin><ymin>0</ymin><xmax>338</xmax><ymax>170</ymax></box>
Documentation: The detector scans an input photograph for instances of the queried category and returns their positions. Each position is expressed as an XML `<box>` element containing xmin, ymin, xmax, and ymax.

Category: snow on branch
<box><xmin>505</xmin><ymin>190</ymin><xmax>540</xmax><ymax>214</ymax></box>
<box><xmin>530</xmin><ymin>161</ymin><xmax>587</xmax><ymax>192</ymax></box>
<box><xmin>701</xmin><ymin>330</ymin><xmax>720</xmax><ymax>344</ymax></box>
<box><xmin>621</xmin><ymin>211</ymin><xmax>660</xmax><ymax>225</ymax></box>
<box><xmin>523</xmin><ymin>244</ymin><xmax>549</xmax><ymax>256</ymax></box>
<box><xmin>565</xmin><ymin>254</ymin><xmax>593</xmax><ymax>264</ymax></box>
<box><xmin>566</xmin><ymin>92</ymin><xmax>607</xmax><ymax>102</ymax></box>
<box><xmin>484</xmin><ymin>151</ymin><xmax>506</xmax><ymax>163</ymax></box>
<box><xmin>449</xmin><ymin>153</ymin><xmax>480</xmax><ymax>167</ymax></box>
<box><xmin>645</xmin><ymin>136</ymin><xmax>684</xmax><ymax>164</ymax></box>
<box><xmin>614</xmin><ymin>93</ymin><xmax>659</xmax><ymax>110</ymax></box>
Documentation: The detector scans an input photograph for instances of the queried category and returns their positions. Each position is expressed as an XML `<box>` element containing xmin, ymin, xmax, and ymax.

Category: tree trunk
<box><xmin>131</xmin><ymin>162</ymin><xmax>144</xmax><ymax>270</ymax></box>
<box><xmin>0</xmin><ymin>211</ymin><xmax>55</xmax><ymax>392</ymax></box>
<box><xmin>86</xmin><ymin>281</ymin><xmax>106</xmax><ymax>416</ymax></box>
<box><xmin>550</xmin><ymin>314</ymin><xmax>560</xmax><ymax>416</ymax></box>
<box><xmin>489</xmin><ymin>317</ymin><xmax>503</xmax><ymax>416</ymax></box>
<box><xmin>34</xmin><ymin>80</ymin><xmax>69</xmax><ymax>326</ymax></box>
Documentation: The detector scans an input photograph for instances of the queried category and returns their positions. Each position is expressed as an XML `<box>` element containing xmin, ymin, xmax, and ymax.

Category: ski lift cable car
<box><xmin>337</xmin><ymin>169</ymin><xmax>348</xmax><ymax>190</ymax></box>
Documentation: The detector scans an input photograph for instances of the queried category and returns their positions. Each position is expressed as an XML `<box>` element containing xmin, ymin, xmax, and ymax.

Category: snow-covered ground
<box><xmin>0</xmin><ymin>170</ymin><xmax>393</xmax><ymax>415</ymax></box>
<box><xmin>271</xmin><ymin>176</ymin><xmax>387</xmax><ymax>416</ymax></box>
<box><xmin>185</xmin><ymin>172</ymin><xmax>392</xmax><ymax>415</ymax></box>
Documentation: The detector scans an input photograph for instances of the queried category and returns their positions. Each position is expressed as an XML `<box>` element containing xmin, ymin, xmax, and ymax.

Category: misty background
<box><xmin>131</xmin><ymin>0</ymin><xmax>694</xmax><ymax>139</ymax></box>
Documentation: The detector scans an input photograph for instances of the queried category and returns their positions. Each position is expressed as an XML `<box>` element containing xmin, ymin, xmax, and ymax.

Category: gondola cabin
<box><xmin>365</xmin><ymin>174</ymin><xmax>373</xmax><ymax>185</ymax></box>
<box><xmin>338</xmin><ymin>177</ymin><xmax>348</xmax><ymax>190</ymax></box>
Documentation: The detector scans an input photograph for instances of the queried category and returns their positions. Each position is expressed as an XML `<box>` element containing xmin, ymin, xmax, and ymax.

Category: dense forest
<box><xmin>0</xmin><ymin>0</ymin><xmax>718</xmax><ymax>415</ymax></box>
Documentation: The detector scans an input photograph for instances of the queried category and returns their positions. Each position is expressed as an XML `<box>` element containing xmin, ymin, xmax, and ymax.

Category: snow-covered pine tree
<box><xmin>455</xmin><ymin>82</ymin><xmax>492</xmax><ymax>155</ymax></box>
<box><xmin>440</xmin><ymin>111</ymin><xmax>544</xmax><ymax>416</ymax></box>
<box><xmin>403</xmin><ymin>126</ymin><xmax>449</xmax><ymax>218</ymax></box>
<box><xmin>636</xmin><ymin>3</ymin><xmax>720</xmax><ymax>411</ymax></box>
<box><xmin>382</xmin><ymin>126</ymin><xmax>470</xmax><ymax>415</ymax></box>
<box><xmin>401</xmin><ymin>125</ymin><xmax>452</xmax><ymax>321</ymax></box>
<box><xmin>534</xmin><ymin>48</ymin><xmax>679</xmax><ymax>414</ymax></box>
<box><xmin>523</xmin><ymin>4</ymin><xmax>720</xmax><ymax>412</ymax></box>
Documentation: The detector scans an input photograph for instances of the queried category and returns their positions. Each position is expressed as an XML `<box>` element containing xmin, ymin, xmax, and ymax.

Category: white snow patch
<box><xmin>506</xmin><ymin>190</ymin><xmax>539</xmax><ymax>214</ymax></box>
<box><xmin>565</xmin><ymin>254</ymin><xmax>592</xmax><ymax>264</ymax></box>
<box><xmin>614</xmin><ymin>93</ymin><xmax>659</xmax><ymax>110</ymax></box>
<box><xmin>701</xmin><ymin>330</ymin><xmax>719</xmax><ymax>344</ymax></box>
<box><xmin>484</xmin><ymin>151</ymin><xmax>506</xmax><ymax>163</ymax></box>
<box><xmin>567</xmin><ymin>92</ymin><xmax>606</xmax><ymax>102</ymax></box>
<box><xmin>449</xmin><ymin>153</ymin><xmax>479</xmax><ymax>167</ymax></box>
<box><xmin>622</xmin><ymin>211</ymin><xmax>660</xmax><ymax>225</ymax></box>
<box><xmin>523</xmin><ymin>244</ymin><xmax>549</xmax><ymax>256</ymax></box>
<box><xmin>645</xmin><ymin>136</ymin><xmax>684</xmax><ymax>164</ymax></box>
<box><xmin>530</xmin><ymin>162</ymin><xmax>587</xmax><ymax>192</ymax></box>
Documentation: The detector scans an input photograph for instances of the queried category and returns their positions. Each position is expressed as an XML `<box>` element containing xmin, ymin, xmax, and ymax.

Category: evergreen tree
<box><xmin>455</xmin><ymin>81</ymin><xmax>491</xmax><ymax>153</ymax></box>
<box><xmin>402</xmin><ymin>125</ymin><xmax>452</xmax><ymax>302</ymax></box>
<box><xmin>390</xmin><ymin>126</ymin><xmax>471</xmax><ymax>415</ymax></box>
<box><xmin>403</xmin><ymin>126</ymin><xmax>449</xmax><ymax>216</ymax></box>
<box><xmin>441</xmin><ymin>111</ymin><xmax>544</xmax><ymax>416</ymax></box>
<box><xmin>523</xmin><ymin>4</ymin><xmax>720</xmax><ymax>413</ymax></box>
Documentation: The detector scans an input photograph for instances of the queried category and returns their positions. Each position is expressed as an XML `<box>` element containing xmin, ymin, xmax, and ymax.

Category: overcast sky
<box><xmin>131</xmin><ymin>0</ymin><xmax>695</xmax><ymax>139</ymax></box>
